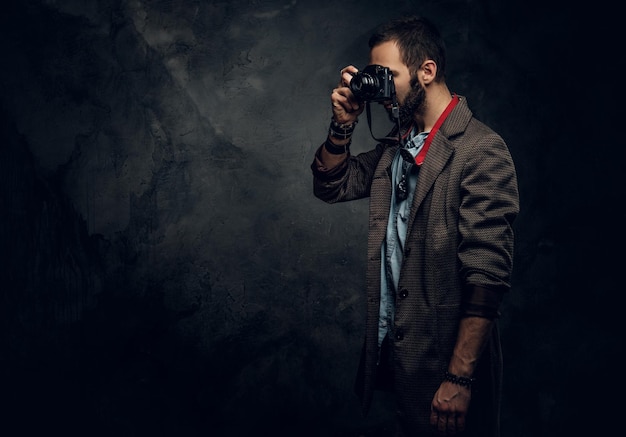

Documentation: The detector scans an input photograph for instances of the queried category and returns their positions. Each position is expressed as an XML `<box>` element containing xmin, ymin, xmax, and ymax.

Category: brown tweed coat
<box><xmin>311</xmin><ymin>96</ymin><xmax>519</xmax><ymax>436</ymax></box>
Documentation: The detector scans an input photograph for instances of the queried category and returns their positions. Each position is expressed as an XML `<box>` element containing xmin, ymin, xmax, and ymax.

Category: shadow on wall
<box><xmin>0</xmin><ymin>112</ymin><xmax>370</xmax><ymax>436</ymax></box>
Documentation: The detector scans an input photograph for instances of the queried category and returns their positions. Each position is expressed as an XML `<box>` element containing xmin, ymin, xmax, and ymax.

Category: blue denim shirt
<box><xmin>378</xmin><ymin>131</ymin><xmax>429</xmax><ymax>349</ymax></box>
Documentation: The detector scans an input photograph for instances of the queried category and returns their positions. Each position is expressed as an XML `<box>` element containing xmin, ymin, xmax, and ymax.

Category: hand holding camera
<box><xmin>329</xmin><ymin>64</ymin><xmax>400</xmax><ymax>149</ymax></box>
<box><xmin>331</xmin><ymin>64</ymin><xmax>397</xmax><ymax>122</ymax></box>
<box><xmin>331</xmin><ymin>65</ymin><xmax>364</xmax><ymax>126</ymax></box>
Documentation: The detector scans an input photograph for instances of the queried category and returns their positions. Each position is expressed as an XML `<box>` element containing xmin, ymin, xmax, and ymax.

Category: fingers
<box><xmin>330</xmin><ymin>65</ymin><xmax>363</xmax><ymax>124</ymax></box>
<box><xmin>443</xmin><ymin>414</ymin><xmax>456</xmax><ymax>435</ymax></box>
<box><xmin>429</xmin><ymin>381</ymin><xmax>471</xmax><ymax>435</ymax></box>
<box><xmin>331</xmin><ymin>88</ymin><xmax>362</xmax><ymax>125</ymax></box>
<box><xmin>339</xmin><ymin>65</ymin><xmax>358</xmax><ymax>87</ymax></box>
<box><xmin>430</xmin><ymin>408</ymin><xmax>465</xmax><ymax>436</ymax></box>
<box><xmin>430</xmin><ymin>412</ymin><xmax>460</xmax><ymax>436</ymax></box>
<box><xmin>332</xmin><ymin>87</ymin><xmax>360</xmax><ymax>112</ymax></box>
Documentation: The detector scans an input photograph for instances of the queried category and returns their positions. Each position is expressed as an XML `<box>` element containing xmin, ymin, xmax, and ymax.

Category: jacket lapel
<box><xmin>406</xmin><ymin>97</ymin><xmax>472</xmax><ymax>235</ymax></box>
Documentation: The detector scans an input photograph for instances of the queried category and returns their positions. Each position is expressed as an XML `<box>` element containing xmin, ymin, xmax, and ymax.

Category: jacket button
<box><xmin>399</xmin><ymin>289</ymin><xmax>408</xmax><ymax>298</ymax></box>
<box><xmin>395</xmin><ymin>330</ymin><xmax>404</xmax><ymax>341</ymax></box>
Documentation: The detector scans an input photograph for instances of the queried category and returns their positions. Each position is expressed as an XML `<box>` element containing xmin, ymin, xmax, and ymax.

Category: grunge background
<box><xmin>0</xmin><ymin>0</ymin><xmax>620</xmax><ymax>435</ymax></box>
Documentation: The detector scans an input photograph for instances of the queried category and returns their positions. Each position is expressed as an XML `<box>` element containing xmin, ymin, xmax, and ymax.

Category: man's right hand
<box><xmin>331</xmin><ymin>65</ymin><xmax>365</xmax><ymax>124</ymax></box>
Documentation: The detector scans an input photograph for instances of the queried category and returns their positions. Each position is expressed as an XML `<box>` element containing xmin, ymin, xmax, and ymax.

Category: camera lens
<box><xmin>350</xmin><ymin>72</ymin><xmax>380</xmax><ymax>100</ymax></box>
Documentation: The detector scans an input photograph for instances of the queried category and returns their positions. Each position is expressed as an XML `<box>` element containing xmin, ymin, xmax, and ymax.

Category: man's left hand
<box><xmin>429</xmin><ymin>381</ymin><xmax>471</xmax><ymax>435</ymax></box>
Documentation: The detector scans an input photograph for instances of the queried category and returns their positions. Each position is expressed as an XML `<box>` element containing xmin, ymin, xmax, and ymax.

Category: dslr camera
<box><xmin>349</xmin><ymin>64</ymin><xmax>395</xmax><ymax>102</ymax></box>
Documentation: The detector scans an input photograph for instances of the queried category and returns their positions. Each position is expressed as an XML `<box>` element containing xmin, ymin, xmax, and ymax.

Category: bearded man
<box><xmin>311</xmin><ymin>15</ymin><xmax>520</xmax><ymax>437</ymax></box>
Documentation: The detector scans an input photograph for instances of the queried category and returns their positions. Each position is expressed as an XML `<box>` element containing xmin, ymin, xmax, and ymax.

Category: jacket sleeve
<box><xmin>311</xmin><ymin>142</ymin><xmax>387</xmax><ymax>204</ymax></box>
<box><xmin>457</xmin><ymin>129</ymin><xmax>520</xmax><ymax>302</ymax></box>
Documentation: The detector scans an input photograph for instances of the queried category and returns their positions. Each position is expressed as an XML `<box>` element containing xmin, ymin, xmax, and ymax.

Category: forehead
<box><xmin>369</xmin><ymin>40</ymin><xmax>406</xmax><ymax>71</ymax></box>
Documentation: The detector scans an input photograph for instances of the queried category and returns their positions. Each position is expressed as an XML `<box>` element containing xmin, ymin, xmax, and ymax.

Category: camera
<box><xmin>349</xmin><ymin>64</ymin><xmax>395</xmax><ymax>102</ymax></box>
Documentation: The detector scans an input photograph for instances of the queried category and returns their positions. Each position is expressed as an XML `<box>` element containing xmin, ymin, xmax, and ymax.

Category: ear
<box><xmin>419</xmin><ymin>60</ymin><xmax>438</xmax><ymax>85</ymax></box>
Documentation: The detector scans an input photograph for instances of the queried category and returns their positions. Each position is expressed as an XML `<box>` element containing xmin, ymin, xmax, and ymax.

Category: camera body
<box><xmin>349</xmin><ymin>64</ymin><xmax>395</xmax><ymax>102</ymax></box>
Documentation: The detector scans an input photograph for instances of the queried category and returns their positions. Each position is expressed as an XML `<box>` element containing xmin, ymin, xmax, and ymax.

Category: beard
<box><xmin>388</xmin><ymin>76</ymin><xmax>426</xmax><ymax>125</ymax></box>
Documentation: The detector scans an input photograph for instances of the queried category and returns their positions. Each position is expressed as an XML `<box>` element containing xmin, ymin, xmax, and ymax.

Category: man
<box><xmin>311</xmin><ymin>16</ymin><xmax>519</xmax><ymax>437</ymax></box>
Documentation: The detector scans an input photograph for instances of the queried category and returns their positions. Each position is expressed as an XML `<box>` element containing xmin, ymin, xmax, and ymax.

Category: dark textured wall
<box><xmin>0</xmin><ymin>0</ymin><xmax>621</xmax><ymax>435</ymax></box>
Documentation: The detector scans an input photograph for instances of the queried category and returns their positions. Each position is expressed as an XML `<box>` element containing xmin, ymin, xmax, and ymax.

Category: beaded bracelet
<box><xmin>331</xmin><ymin>118</ymin><xmax>357</xmax><ymax>131</ymax></box>
<box><xmin>444</xmin><ymin>371</ymin><xmax>475</xmax><ymax>388</ymax></box>
<box><xmin>324</xmin><ymin>138</ymin><xmax>350</xmax><ymax>155</ymax></box>
<box><xmin>329</xmin><ymin>118</ymin><xmax>357</xmax><ymax>140</ymax></box>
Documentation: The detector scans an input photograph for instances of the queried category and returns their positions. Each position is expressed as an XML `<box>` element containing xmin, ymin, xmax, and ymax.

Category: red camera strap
<box><xmin>414</xmin><ymin>93</ymin><xmax>459</xmax><ymax>166</ymax></box>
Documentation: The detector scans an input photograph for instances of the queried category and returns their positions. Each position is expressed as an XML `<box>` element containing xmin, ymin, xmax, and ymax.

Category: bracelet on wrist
<box><xmin>443</xmin><ymin>371</ymin><xmax>475</xmax><ymax>388</ymax></box>
<box><xmin>329</xmin><ymin>127</ymin><xmax>354</xmax><ymax>140</ymax></box>
<box><xmin>329</xmin><ymin>118</ymin><xmax>357</xmax><ymax>140</ymax></box>
<box><xmin>330</xmin><ymin>118</ymin><xmax>357</xmax><ymax>131</ymax></box>
<box><xmin>324</xmin><ymin>138</ymin><xmax>350</xmax><ymax>155</ymax></box>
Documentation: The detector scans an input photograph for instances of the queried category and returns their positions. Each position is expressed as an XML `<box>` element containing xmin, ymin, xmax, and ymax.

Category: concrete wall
<box><xmin>0</xmin><ymin>0</ymin><xmax>620</xmax><ymax>435</ymax></box>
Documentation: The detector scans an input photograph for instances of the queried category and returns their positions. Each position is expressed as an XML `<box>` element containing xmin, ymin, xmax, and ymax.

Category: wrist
<box><xmin>331</xmin><ymin>117</ymin><xmax>358</xmax><ymax>129</ymax></box>
<box><xmin>329</xmin><ymin>118</ymin><xmax>357</xmax><ymax>141</ymax></box>
<box><xmin>443</xmin><ymin>371</ymin><xmax>475</xmax><ymax>389</ymax></box>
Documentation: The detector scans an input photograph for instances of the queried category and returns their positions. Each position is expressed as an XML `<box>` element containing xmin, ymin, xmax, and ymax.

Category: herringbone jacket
<box><xmin>311</xmin><ymin>96</ymin><xmax>519</xmax><ymax>436</ymax></box>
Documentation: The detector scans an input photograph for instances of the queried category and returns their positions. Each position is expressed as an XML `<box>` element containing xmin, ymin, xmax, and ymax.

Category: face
<box><xmin>369</xmin><ymin>40</ymin><xmax>426</xmax><ymax>124</ymax></box>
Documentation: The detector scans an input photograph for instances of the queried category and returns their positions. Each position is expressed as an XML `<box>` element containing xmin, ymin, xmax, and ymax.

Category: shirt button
<box><xmin>404</xmin><ymin>247</ymin><xmax>411</xmax><ymax>257</ymax></box>
<box><xmin>395</xmin><ymin>330</ymin><xmax>404</xmax><ymax>341</ymax></box>
<box><xmin>399</xmin><ymin>289</ymin><xmax>408</xmax><ymax>298</ymax></box>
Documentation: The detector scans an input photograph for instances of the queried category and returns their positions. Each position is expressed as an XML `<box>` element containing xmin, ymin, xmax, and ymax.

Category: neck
<box><xmin>413</xmin><ymin>84</ymin><xmax>453</xmax><ymax>133</ymax></box>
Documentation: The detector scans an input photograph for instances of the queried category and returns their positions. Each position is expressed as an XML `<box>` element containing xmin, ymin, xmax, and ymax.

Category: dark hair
<box><xmin>368</xmin><ymin>16</ymin><xmax>447</xmax><ymax>82</ymax></box>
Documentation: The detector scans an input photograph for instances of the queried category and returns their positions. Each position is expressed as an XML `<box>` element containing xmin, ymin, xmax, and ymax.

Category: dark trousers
<box><xmin>375</xmin><ymin>334</ymin><xmax>395</xmax><ymax>392</ymax></box>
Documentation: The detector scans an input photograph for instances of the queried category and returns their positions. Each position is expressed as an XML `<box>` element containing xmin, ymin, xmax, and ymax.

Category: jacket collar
<box><xmin>405</xmin><ymin>96</ymin><xmax>472</xmax><ymax>233</ymax></box>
